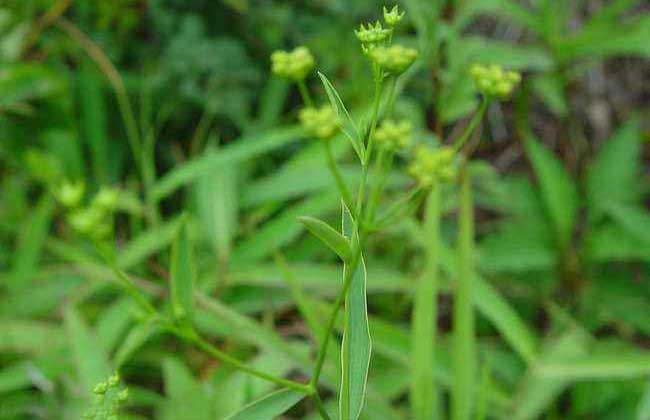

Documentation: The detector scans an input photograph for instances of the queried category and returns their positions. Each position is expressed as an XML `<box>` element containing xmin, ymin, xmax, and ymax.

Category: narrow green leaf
<box><xmin>606</xmin><ymin>204</ymin><xmax>650</xmax><ymax>245</ymax></box>
<box><xmin>153</xmin><ymin>126</ymin><xmax>302</xmax><ymax>201</ymax></box>
<box><xmin>170</xmin><ymin>220</ymin><xmax>195</xmax><ymax>324</ymax></box>
<box><xmin>64</xmin><ymin>306</ymin><xmax>111</xmax><ymax>391</ymax></box>
<box><xmin>638</xmin><ymin>380</ymin><xmax>650</xmax><ymax>420</ymax></box>
<box><xmin>299</xmin><ymin>216</ymin><xmax>352</xmax><ymax>261</ymax></box>
<box><xmin>522</xmin><ymin>131</ymin><xmax>578</xmax><ymax>251</ymax></box>
<box><xmin>340</xmin><ymin>203</ymin><xmax>371</xmax><ymax>420</ymax></box>
<box><xmin>116</xmin><ymin>215</ymin><xmax>184</xmax><ymax>269</ymax></box>
<box><xmin>318</xmin><ymin>71</ymin><xmax>363</xmax><ymax>161</ymax></box>
<box><xmin>79</xmin><ymin>61</ymin><xmax>109</xmax><ymax>184</ymax></box>
<box><xmin>452</xmin><ymin>168</ymin><xmax>477</xmax><ymax>420</ymax></box>
<box><xmin>537</xmin><ymin>353</ymin><xmax>650</xmax><ymax>380</ymax></box>
<box><xmin>411</xmin><ymin>186</ymin><xmax>440</xmax><ymax>420</ymax></box>
<box><xmin>224</xmin><ymin>388</ymin><xmax>305</xmax><ymax>420</ymax></box>
<box><xmin>586</xmin><ymin>118</ymin><xmax>642</xmax><ymax>217</ymax></box>
<box><xmin>114</xmin><ymin>320</ymin><xmax>161</xmax><ymax>367</ymax></box>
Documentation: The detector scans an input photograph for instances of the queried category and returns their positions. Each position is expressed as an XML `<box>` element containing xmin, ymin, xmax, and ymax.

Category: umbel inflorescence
<box><xmin>84</xmin><ymin>373</ymin><xmax>128</xmax><ymax>420</ymax></box>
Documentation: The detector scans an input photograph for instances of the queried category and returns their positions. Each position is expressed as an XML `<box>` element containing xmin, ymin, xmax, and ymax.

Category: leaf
<box><xmin>116</xmin><ymin>215</ymin><xmax>184</xmax><ymax>269</ymax></box>
<box><xmin>0</xmin><ymin>320</ymin><xmax>63</xmax><ymax>354</ymax></box>
<box><xmin>606</xmin><ymin>204</ymin><xmax>650</xmax><ymax>246</ymax></box>
<box><xmin>522</xmin><ymin>131</ymin><xmax>578</xmax><ymax>251</ymax></box>
<box><xmin>79</xmin><ymin>62</ymin><xmax>109</xmax><ymax>184</ymax></box>
<box><xmin>586</xmin><ymin>117</ymin><xmax>642</xmax><ymax>217</ymax></box>
<box><xmin>299</xmin><ymin>216</ymin><xmax>352</xmax><ymax>261</ymax></box>
<box><xmin>114</xmin><ymin>321</ymin><xmax>161</xmax><ymax>367</ymax></box>
<box><xmin>170</xmin><ymin>219</ymin><xmax>195</xmax><ymax>324</ymax></box>
<box><xmin>530</xmin><ymin>73</ymin><xmax>568</xmax><ymax>117</ymax></box>
<box><xmin>224</xmin><ymin>388</ymin><xmax>305</xmax><ymax>420</ymax></box>
<box><xmin>0</xmin><ymin>63</ymin><xmax>63</xmax><ymax>110</ymax></box>
<box><xmin>318</xmin><ymin>71</ymin><xmax>363</xmax><ymax>161</ymax></box>
<box><xmin>7</xmin><ymin>195</ymin><xmax>54</xmax><ymax>293</ymax></box>
<box><xmin>152</xmin><ymin>126</ymin><xmax>302</xmax><ymax>201</ymax></box>
<box><xmin>64</xmin><ymin>306</ymin><xmax>111</xmax><ymax>391</ymax></box>
<box><xmin>537</xmin><ymin>354</ymin><xmax>650</xmax><ymax>381</ymax></box>
<box><xmin>340</xmin><ymin>203</ymin><xmax>371</xmax><ymax>420</ymax></box>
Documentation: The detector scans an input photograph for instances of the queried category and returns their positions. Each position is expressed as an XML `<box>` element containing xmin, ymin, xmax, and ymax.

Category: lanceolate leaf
<box><xmin>318</xmin><ymin>71</ymin><xmax>364</xmax><ymax>161</ymax></box>
<box><xmin>170</xmin><ymin>219</ymin><xmax>195</xmax><ymax>324</ymax></box>
<box><xmin>522</xmin><ymin>131</ymin><xmax>578</xmax><ymax>251</ymax></box>
<box><xmin>298</xmin><ymin>215</ymin><xmax>352</xmax><ymax>261</ymax></box>
<box><xmin>224</xmin><ymin>388</ymin><xmax>305</xmax><ymax>420</ymax></box>
<box><xmin>340</xmin><ymin>203</ymin><xmax>371</xmax><ymax>420</ymax></box>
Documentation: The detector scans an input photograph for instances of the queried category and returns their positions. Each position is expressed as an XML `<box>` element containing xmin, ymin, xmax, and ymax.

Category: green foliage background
<box><xmin>1</xmin><ymin>0</ymin><xmax>649</xmax><ymax>419</ymax></box>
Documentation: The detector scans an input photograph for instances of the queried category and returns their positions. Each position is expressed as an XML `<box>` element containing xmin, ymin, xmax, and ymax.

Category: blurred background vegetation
<box><xmin>1</xmin><ymin>0</ymin><xmax>649</xmax><ymax>419</ymax></box>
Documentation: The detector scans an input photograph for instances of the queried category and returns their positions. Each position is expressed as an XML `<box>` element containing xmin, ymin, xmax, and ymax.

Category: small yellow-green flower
<box><xmin>56</xmin><ymin>180</ymin><xmax>85</xmax><ymax>208</ymax></box>
<box><xmin>469</xmin><ymin>64</ymin><xmax>521</xmax><ymax>99</ymax></box>
<box><xmin>383</xmin><ymin>5</ymin><xmax>405</xmax><ymax>26</ymax></box>
<box><xmin>271</xmin><ymin>46</ymin><xmax>315</xmax><ymax>81</ymax></box>
<box><xmin>84</xmin><ymin>373</ymin><xmax>128</xmax><ymax>420</ymax></box>
<box><xmin>369</xmin><ymin>45</ymin><xmax>418</xmax><ymax>75</ymax></box>
<box><xmin>93</xmin><ymin>188</ymin><xmax>119</xmax><ymax>211</ymax></box>
<box><xmin>355</xmin><ymin>21</ymin><xmax>391</xmax><ymax>44</ymax></box>
<box><xmin>408</xmin><ymin>145</ymin><xmax>458</xmax><ymax>187</ymax></box>
<box><xmin>374</xmin><ymin>119</ymin><xmax>412</xmax><ymax>151</ymax></box>
<box><xmin>298</xmin><ymin>105</ymin><xmax>341</xmax><ymax>140</ymax></box>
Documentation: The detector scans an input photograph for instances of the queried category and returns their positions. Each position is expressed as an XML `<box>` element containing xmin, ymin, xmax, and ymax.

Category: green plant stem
<box><xmin>373</xmin><ymin>187</ymin><xmax>424</xmax><ymax>230</ymax></box>
<box><xmin>297</xmin><ymin>79</ymin><xmax>314</xmax><ymax>107</ymax></box>
<box><xmin>452</xmin><ymin>163</ymin><xmax>476</xmax><ymax>420</ymax></box>
<box><xmin>453</xmin><ymin>96</ymin><xmax>489</xmax><ymax>153</ymax></box>
<box><xmin>382</xmin><ymin>77</ymin><xmax>398</xmax><ymax>119</ymax></box>
<box><xmin>173</xmin><ymin>327</ymin><xmax>312</xmax><ymax>394</ymax></box>
<box><xmin>310</xmin><ymin>246</ymin><xmax>361</xmax><ymax>388</ymax></box>
<box><xmin>365</xmin><ymin>149</ymin><xmax>393</xmax><ymax>226</ymax></box>
<box><xmin>411</xmin><ymin>183</ymin><xmax>440</xmax><ymax>420</ymax></box>
<box><xmin>324</xmin><ymin>141</ymin><xmax>354</xmax><ymax>210</ymax></box>
<box><xmin>312</xmin><ymin>393</ymin><xmax>333</xmax><ymax>420</ymax></box>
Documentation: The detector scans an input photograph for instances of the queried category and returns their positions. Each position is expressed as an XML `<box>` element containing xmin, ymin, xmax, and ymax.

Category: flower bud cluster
<box><xmin>355</xmin><ymin>21</ymin><xmax>392</xmax><ymax>45</ymax></box>
<box><xmin>55</xmin><ymin>181</ymin><xmax>119</xmax><ymax>241</ymax></box>
<box><xmin>84</xmin><ymin>373</ymin><xmax>129</xmax><ymax>420</ymax></box>
<box><xmin>469</xmin><ymin>64</ymin><xmax>521</xmax><ymax>99</ymax></box>
<box><xmin>368</xmin><ymin>45</ymin><xmax>418</xmax><ymax>76</ymax></box>
<box><xmin>271</xmin><ymin>46</ymin><xmax>315</xmax><ymax>81</ymax></box>
<box><xmin>374</xmin><ymin>119</ymin><xmax>412</xmax><ymax>151</ymax></box>
<box><xmin>408</xmin><ymin>146</ymin><xmax>457</xmax><ymax>187</ymax></box>
<box><xmin>383</xmin><ymin>5</ymin><xmax>405</xmax><ymax>27</ymax></box>
<box><xmin>298</xmin><ymin>105</ymin><xmax>341</xmax><ymax>140</ymax></box>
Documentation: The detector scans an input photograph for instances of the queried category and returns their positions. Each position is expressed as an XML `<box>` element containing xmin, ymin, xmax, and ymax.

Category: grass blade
<box><xmin>453</xmin><ymin>167</ymin><xmax>477</xmax><ymax>420</ymax></box>
<box><xmin>170</xmin><ymin>219</ymin><xmax>195</xmax><ymax>324</ymax></box>
<box><xmin>224</xmin><ymin>388</ymin><xmax>305</xmax><ymax>420</ymax></box>
<box><xmin>340</xmin><ymin>203</ymin><xmax>371</xmax><ymax>420</ymax></box>
<box><xmin>411</xmin><ymin>185</ymin><xmax>440</xmax><ymax>420</ymax></box>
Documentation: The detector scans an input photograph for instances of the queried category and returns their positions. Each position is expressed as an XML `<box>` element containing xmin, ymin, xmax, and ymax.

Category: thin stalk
<box><xmin>453</xmin><ymin>96</ymin><xmax>489</xmax><ymax>153</ymax></box>
<box><xmin>297</xmin><ymin>79</ymin><xmax>314</xmax><ymax>107</ymax></box>
<box><xmin>382</xmin><ymin>77</ymin><xmax>398</xmax><ymax>119</ymax></box>
<box><xmin>324</xmin><ymin>141</ymin><xmax>354</xmax><ymax>210</ymax></box>
<box><xmin>452</xmin><ymin>164</ymin><xmax>477</xmax><ymax>420</ymax></box>
<box><xmin>312</xmin><ymin>393</ymin><xmax>333</xmax><ymax>420</ymax></box>
<box><xmin>365</xmin><ymin>149</ymin><xmax>393</xmax><ymax>226</ymax></box>
<box><xmin>411</xmin><ymin>184</ymin><xmax>440</xmax><ymax>420</ymax></box>
<box><xmin>177</xmin><ymin>328</ymin><xmax>312</xmax><ymax>394</ymax></box>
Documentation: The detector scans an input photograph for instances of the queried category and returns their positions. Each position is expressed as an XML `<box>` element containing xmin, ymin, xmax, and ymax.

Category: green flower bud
<box><xmin>368</xmin><ymin>45</ymin><xmax>418</xmax><ymax>75</ymax></box>
<box><xmin>374</xmin><ymin>119</ymin><xmax>412</xmax><ymax>151</ymax></box>
<box><xmin>355</xmin><ymin>21</ymin><xmax>391</xmax><ymax>44</ymax></box>
<box><xmin>271</xmin><ymin>46</ymin><xmax>315</xmax><ymax>81</ymax></box>
<box><xmin>68</xmin><ymin>207</ymin><xmax>103</xmax><ymax>236</ymax></box>
<box><xmin>408</xmin><ymin>145</ymin><xmax>458</xmax><ymax>187</ymax></box>
<box><xmin>117</xmin><ymin>388</ymin><xmax>129</xmax><ymax>402</ymax></box>
<box><xmin>107</xmin><ymin>373</ymin><xmax>120</xmax><ymax>388</ymax></box>
<box><xmin>383</xmin><ymin>5</ymin><xmax>405</xmax><ymax>26</ymax></box>
<box><xmin>93</xmin><ymin>188</ymin><xmax>119</xmax><ymax>211</ymax></box>
<box><xmin>469</xmin><ymin>64</ymin><xmax>521</xmax><ymax>99</ymax></box>
<box><xmin>56</xmin><ymin>180</ymin><xmax>85</xmax><ymax>208</ymax></box>
<box><xmin>93</xmin><ymin>382</ymin><xmax>108</xmax><ymax>395</ymax></box>
<box><xmin>298</xmin><ymin>105</ymin><xmax>341</xmax><ymax>140</ymax></box>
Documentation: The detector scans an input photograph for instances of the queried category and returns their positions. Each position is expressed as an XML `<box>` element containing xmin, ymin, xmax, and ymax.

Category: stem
<box><xmin>365</xmin><ymin>149</ymin><xmax>393</xmax><ymax>226</ymax></box>
<box><xmin>452</xmin><ymin>96</ymin><xmax>489</xmax><ymax>153</ymax></box>
<box><xmin>324</xmin><ymin>141</ymin><xmax>354</xmax><ymax>210</ymax></box>
<box><xmin>452</xmin><ymin>164</ymin><xmax>476</xmax><ymax>420</ymax></box>
<box><xmin>310</xmin><ymin>247</ymin><xmax>361</xmax><ymax>387</ymax></box>
<box><xmin>382</xmin><ymin>77</ymin><xmax>398</xmax><ymax>119</ymax></box>
<box><xmin>312</xmin><ymin>393</ymin><xmax>333</xmax><ymax>420</ymax></box>
<box><xmin>177</xmin><ymin>329</ymin><xmax>312</xmax><ymax>394</ymax></box>
<box><xmin>297</xmin><ymin>79</ymin><xmax>314</xmax><ymax>107</ymax></box>
<box><xmin>411</xmin><ymin>184</ymin><xmax>440</xmax><ymax>420</ymax></box>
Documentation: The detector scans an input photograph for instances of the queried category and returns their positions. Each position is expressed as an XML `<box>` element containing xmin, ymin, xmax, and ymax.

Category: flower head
<box><xmin>56</xmin><ymin>180</ymin><xmax>85</xmax><ymax>208</ymax></box>
<box><xmin>84</xmin><ymin>373</ymin><xmax>128</xmax><ymax>420</ymax></box>
<box><xmin>408</xmin><ymin>145</ymin><xmax>458</xmax><ymax>187</ymax></box>
<box><xmin>374</xmin><ymin>119</ymin><xmax>412</xmax><ymax>151</ymax></box>
<box><xmin>271</xmin><ymin>46</ymin><xmax>315</xmax><ymax>81</ymax></box>
<box><xmin>470</xmin><ymin>64</ymin><xmax>521</xmax><ymax>99</ymax></box>
<box><xmin>298</xmin><ymin>105</ymin><xmax>341</xmax><ymax>140</ymax></box>
<box><xmin>355</xmin><ymin>21</ymin><xmax>392</xmax><ymax>44</ymax></box>
<box><xmin>383</xmin><ymin>5</ymin><xmax>405</xmax><ymax>26</ymax></box>
<box><xmin>368</xmin><ymin>45</ymin><xmax>418</xmax><ymax>75</ymax></box>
